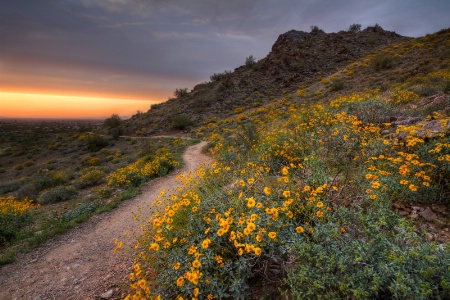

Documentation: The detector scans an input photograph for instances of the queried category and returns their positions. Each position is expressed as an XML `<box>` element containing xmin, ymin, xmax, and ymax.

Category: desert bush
<box><xmin>172</xmin><ymin>114</ymin><xmax>194</xmax><ymax>130</ymax></box>
<box><xmin>151</xmin><ymin>103</ymin><xmax>162</xmax><ymax>110</ymax></box>
<box><xmin>310</xmin><ymin>25</ymin><xmax>321</xmax><ymax>32</ymax></box>
<box><xmin>37</xmin><ymin>185</ymin><xmax>78</xmax><ymax>205</ymax></box>
<box><xmin>86</xmin><ymin>134</ymin><xmax>108</xmax><ymax>152</ymax></box>
<box><xmin>96</xmin><ymin>187</ymin><xmax>114</xmax><ymax>199</ymax></box>
<box><xmin>88</xmin><ymin>157</ymin><xmax>100</xmax><ymax>166</ymax></box>
<box><xmin>372</xmin><ymin>53</ymin><xmax>395</xmax><ymax>71</ymax></box>
<box><xmin>76</xmin><ymin>169</ymin><xmax>105</xmax><ymax>189</ymax></box>
<box><xmin>107</xmin><ymin>148</ymin><xmax>179</xmax><ymax>188</ymax></box>
<box><xmin>62</xmin><ymin>203</ymin><xmax>98</xmax><ymax>221</ymax></box>
<box><xmin>174</xmin><ymin>88</ymin><xmax>188</xmax><ymax>98</ymax></box>
<box><xmin>328</xmin><ymin>77</ymin><xmax>345</xmax><ymax>91</ymax></box>
<box><xmin>285</xmin><ymin>206</ymin><xmax>450</xmax><ymax>299</ymax></box>
<box><xmin>0</xmin><ymin>196</ymin><xmax>35</xmax><ymax>245</ymax></box>
<box><xmin>104</xmin><ymin>114</ymin><xmax>122</xmax><ymax>129</ymax></box>
<box><xmin>210</xmin><ymin>70</ymin><xmax>231</xmax><ymax>82</ymax></box>
<box><xmin>245</xmin><ymin>55</ymin><xmax>256</xmax><ymax>66</ymax></box>
<box><xmin>0</xmin><ymin>180</ymin><xmax>23</xmax><ymax>194</ymax></box>
<box><xmin>348</xmin><ymin>23</ymin><xmax>362</xmax><ymax>33</ymax></box>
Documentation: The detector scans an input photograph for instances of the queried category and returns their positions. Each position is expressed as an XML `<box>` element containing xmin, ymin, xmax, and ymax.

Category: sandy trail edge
<box><xmin>0</xmin><ymin>141</ymin><xmax>213</xmax><ymax>300</ymax></box>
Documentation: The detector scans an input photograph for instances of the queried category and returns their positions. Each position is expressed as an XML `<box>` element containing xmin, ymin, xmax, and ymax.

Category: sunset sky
<box><xmin>1</xmin><ymin>0</ymin><xmax>449</xmax><ymax>119</ymax></box>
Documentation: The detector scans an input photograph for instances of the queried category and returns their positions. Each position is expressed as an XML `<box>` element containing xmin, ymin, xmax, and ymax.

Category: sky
<box><xmin>1</xmin><ymin>0</ymin><xmax>449</xmax><ymax>119</ymax></box>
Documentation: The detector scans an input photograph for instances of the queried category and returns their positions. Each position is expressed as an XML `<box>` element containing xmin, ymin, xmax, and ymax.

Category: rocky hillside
<box><xmin>123</xmin><ymin>25</ymin><xmax>407</xmax><ymax>135</ymax></box>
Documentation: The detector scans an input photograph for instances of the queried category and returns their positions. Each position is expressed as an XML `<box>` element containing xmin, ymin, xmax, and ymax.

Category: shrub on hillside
<box><xmin>285</xmin><ymin>206</ymin><xmax>450</xmax><ymax>299</ymax></box>
<box><xmin>86</xmin><ymin>134</ymin><xmax>108</xmax><ymax>152</ymax></box>
<box><xmin>37</xmin><ymin>185</ymin><xmax>78</xmax><ymax>205</ymax></box>
<box><xmin>103</xmin><ymin>114</ymin><xmax>122</xmax><ymax>129</ymax></box>
<box><xmin>245</xmin><ymin>55</ymin><xmax>256</xmax><ymax>66</ymax></box>
<box><xmin>372</xmin><ymin>53</ymin><xmax>395</xmax><ymax>71</ymax></box>
<box><xmin>348</xmin><ymin>23</ymin><xmax>362</xmax><ymax>33</ymax></box>
<box><xmin>76</xmin><ymin>169</ymin><xmax>105</xmax><ymax>189</ymax></box>
<box><xmin>0</xmin><ymin>196</ymin><xmax>35</xmax><ymax>245</ymax></box>
<box><xmin>174</xmin><ymin>88</ymin><xmax>188</xmax><ymax>98</ymax></box>
<box><xmin>210</xmin><ymin>70</ymin><xmax>231</xmax><ymax>82</ymax></box>
<box><xmin>171</xmin><ymin>114</ymin><xmax>194</xmax><ymax>130</ymax></box>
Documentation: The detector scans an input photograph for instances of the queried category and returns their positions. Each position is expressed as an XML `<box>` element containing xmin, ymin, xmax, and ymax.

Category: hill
<box><xmin>123</xmin><ymin>26</ymin><xmax>450</xmax><ymax>299</ymax></box>
<box><xmin>123</xmin><ymin>25</ymin><xmax>408</xmax><ymax>135</ymax></box>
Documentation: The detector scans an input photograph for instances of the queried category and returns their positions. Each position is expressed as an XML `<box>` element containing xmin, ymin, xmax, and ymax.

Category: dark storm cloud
<box><xmin>0</xmin><ymin>0</ymin><xmax>449</xmax><ymax>100</ymax></box>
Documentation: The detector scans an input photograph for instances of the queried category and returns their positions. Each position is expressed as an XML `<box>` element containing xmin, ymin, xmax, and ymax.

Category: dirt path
<box><xmin>0</xmin><ymin>141</ymin><xmax>213</xmax><ymax>300</ymax></box>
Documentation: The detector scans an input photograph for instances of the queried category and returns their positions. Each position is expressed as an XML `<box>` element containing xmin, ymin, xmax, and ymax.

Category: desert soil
<box><xmin>0</xmin><ymin>141</ymin><xmax>213</xmax><ymax>300</ymax></box>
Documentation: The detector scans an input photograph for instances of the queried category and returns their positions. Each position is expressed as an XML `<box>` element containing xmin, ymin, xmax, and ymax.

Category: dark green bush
<box><xmin>62</xmin><ymin>203</ymin><xmax>97</xmax><ymax>221</ymax></box>
<box><xmin>174</xmin><ymin>88</ymin><xmax>188</xmax><ymax>98</ymax></box>
<box><xmin>86</xmin><ymin>134</ymin><xmax>108</xmax><ymax>152</ymax></box>
<box><xmin>372</xmin><ymin>53</ymin><xmax>395</xmax><ymax>71</ymax></box>
<box><xmin>0</xmin><ymin>210</ymin><xmax>32</xmax><ymax>246</ymax></box>
<box><xmin>245</xmin><ymin>55</ymin><xmax>256</xmax><ymax>66</ymax></box>
<box><xmin>37</xmin><ymin>185</ymin><xmax>78</xmax><ymax>205</ymax></box>
<box><xmin>348</xmin><ymin>23</ymin><xmax>362</xmax><ymax>33</ymax></box>
<box><xmin>76</xmin><ymin>169</ymin><xmax>105</xmax><ymax>189</ymax></box>
<box><xmin>171</xmin><ymin>114</ymin><xmax>194</xmax><ymax>130</ymax></box>
<box><xmin>329</xmin><ymin>77</ymin><xmax>345</xmax><ymax>91</ymax></box>
<box><xmin>344</xmin><ymin>98</ymin><xmax>393</xmax><ymax>124</ymax></box>
<box><xmin>0</xmin><ymin>180</ymin><xmax>23</xmax><ymax>194</ymax></box>
<box><xmin>285</xmin><ymin>206</ymin><xmax>450</xmax><ymax>300</ymax></box>
<box><xmin>210</xmin><ymin>70</ymin><xmax>232</xmax><ymax>82</ymax></box>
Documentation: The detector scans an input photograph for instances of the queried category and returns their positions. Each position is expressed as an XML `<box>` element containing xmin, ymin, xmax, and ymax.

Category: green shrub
<box><xmin>245</xmin><ymin>55</ymin><xmax>256</xmax><ymax>66</ymax></box>
<box><xmin>37</xmin><ymin>185</ymin><xmax>78</xmax><ymax>205</ymax></box>
<box><xmin>372</xmin><ymin>53</ymin><xmax>395</xmax><ymax>71</ymax></box>
<box><xmin>62</xmin><ymin>203</ymin><xmax>97</xmax><ymax>221</ymax></box>
<box><xmin>174</xmin><ymin>88</ymin><xmax>188</xmax><ymax>98</ymax></box>
<box><xmin>285</xmin><ymin>206</ymin><xmax>450</xmax><ymax>300</ymax></box>
<box><xmin>0</xmin><ymin>180</ymin><xmax>23</xmax><ymax>194</ymax></box>
<box><xmin>210</xmin><ymin>70</ymin><xmax>231</xmax><ymax>82</ymax></box>
<box><xmin>329</xmin><ymin>77</ymin><xmax>345</xmax><ymax>91</ymax></box>
<box><xmin>344</xmin><ymin>97</ymin><xmax>393</xmax><ymax>124</ymax></box>
<box><xmin>0</xmin><ymin>196</ymin><xmax>35</xmax><ymax>246</ymax></box>
<box><xmin>86</xmin><ymin>134</ymin><xmax>108</xmax><ymax>152</ymax></box>
<box><xmin>103</xmin><ymin>114</ymin><xmax>122</xmax><ymax>129</ymax></box>
<box><xmin>348</xmin><ymin>23</ymin><xmax>362</xmax><ymax>33</ymax></box>
<box><xmin>76</xmin><ymin>169</ymin><xmax>105</xmax><ymax>188</ymax></box>
<box><xmin>171</xmin><ymin>114</ymin><xmax>194</xmax><ymax>130</ymax></box>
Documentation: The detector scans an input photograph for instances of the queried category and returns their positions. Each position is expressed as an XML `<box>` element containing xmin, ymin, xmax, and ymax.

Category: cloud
<box><xmin>0</xmin><ymin>0</ymin><xmax>449</xmax><ymax>105</ymax></box>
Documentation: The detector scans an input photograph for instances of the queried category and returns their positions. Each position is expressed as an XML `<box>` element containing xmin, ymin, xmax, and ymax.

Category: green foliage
<box><xmin>0</xmin><ymin>197</ymin><xmax>34</xmax><ymax>246</ymax></box>
<box><xmin>76</xmin><ymin>168</ymin><xmax>105</xmax><ymax>189</ymax></box>
<box><xmin>372</xmin><ymin>53</ymin><xmax>395</xmax><ymax>71</ymax></box>
<box><xmin>174</xmin><ymin>88</ymin><xmax>189</xmax><ymax>98</ymax></box>
<box><xmin>210</xmin><ymin>70</ymin><xmax>231</xmax><ymax>82</ymax></box>
<box><xmin>348</xmin><ymin>23</ymin><xmax>362</xmax><ymax>33</ymax></box>
<box><xmin>310</xmin><ymin>25</ymin><xmax>321</xmax><ymax>33</ymax></box>
<box><xmin>245</xmin><ymin>55</ymin><xmax>256</xmax><ymax>66</ymax></box>
<box><xmin>151</xmin><ymin>103</ymin><xmax>162</xmax><ymax>110</ymax></box>
<box><xmin>62</xmin><ymin>203</ymin><xmax>98</xmax><ymax>221</ymax></box>
<box><xmin>285</xmin><ymin>206</ymin><xmax>450</xmax><ymax>300</ymax></box>
<box><xmin>86</xmin><ymin>134</ymin><xmax>108</xmax><ymax>152</ymax></box>
<box><xmin>103</xmin><ymin>114</ymin><xmax>122</xmax><ymax>129</ymax></box>
<box><xmin>328</xmin><ymin>77</ymin><xmax>345</xmax><ymax>91</ymax></box>
<box><xmin>37</xmin><ymin>185</ymin><xmax>78</xmax><ymax>205</ymax></box>
<box><xmin>172</xmin><ymin>114</ymin><xmax>194</xmax><ymax>130</ymax></box>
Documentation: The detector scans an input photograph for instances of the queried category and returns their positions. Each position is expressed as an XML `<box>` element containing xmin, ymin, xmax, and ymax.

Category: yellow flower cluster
<box><xmin>0</xmin><ymin>196</ymin><xmax>36</xmax><ymax>216</ymax></box>
<box><xmin>107</xmin><ymin>149</ymin><xmax>179</xmax><ymax>188</ymax></box>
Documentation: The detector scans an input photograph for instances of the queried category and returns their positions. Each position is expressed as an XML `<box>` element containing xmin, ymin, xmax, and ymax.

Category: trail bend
<box><xmin>0</xmin><ymin>141</ymin><xmax>213</xmax><ymax>300</ymax></box>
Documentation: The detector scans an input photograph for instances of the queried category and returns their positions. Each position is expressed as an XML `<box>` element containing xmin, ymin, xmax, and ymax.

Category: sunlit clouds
<box><xmin>0</xmin><ymin>92</ymin><xmax>156</xmax><ymax>119</ymax></box>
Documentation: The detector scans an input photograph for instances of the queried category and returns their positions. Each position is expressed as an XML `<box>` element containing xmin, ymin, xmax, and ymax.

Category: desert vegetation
<box><xmin>123</xmin><ymin>28</ymin><xmax>450</xmax><ymax>299</ymax></box>
<box><xmin>0</xmin><ymin>119</ymin><xmax>196</xmax><ymax>263</ymax></box>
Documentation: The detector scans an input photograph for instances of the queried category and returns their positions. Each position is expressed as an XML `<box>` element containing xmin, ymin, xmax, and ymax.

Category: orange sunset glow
<box><xmin>0</xmin><ymin>92</ymin><xmax>158</xmax><ymax>119</ymax></box>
